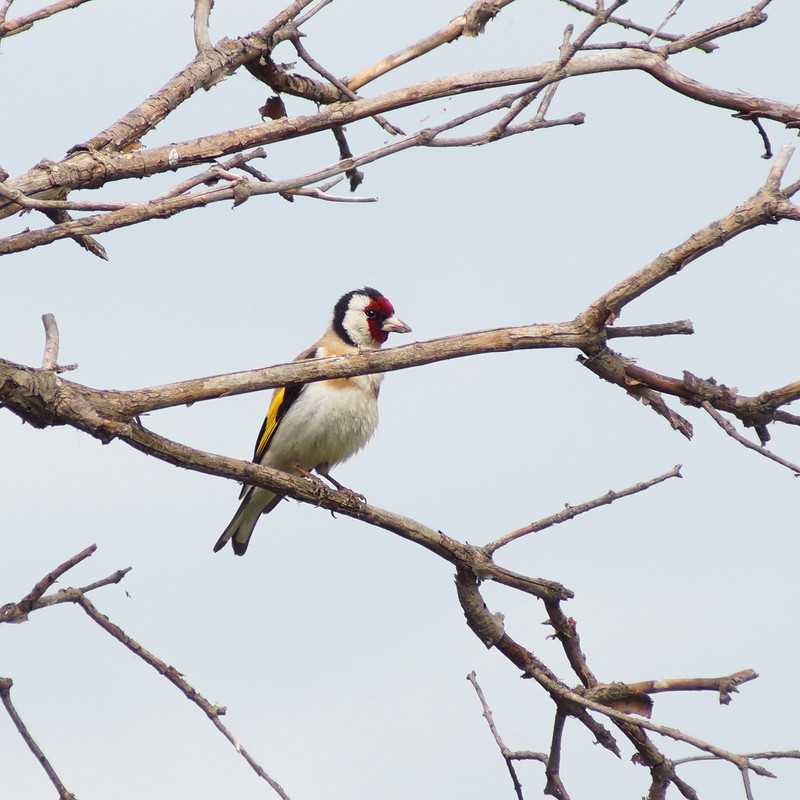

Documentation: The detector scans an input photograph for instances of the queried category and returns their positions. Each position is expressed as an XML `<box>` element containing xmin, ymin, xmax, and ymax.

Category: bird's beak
<box><xmin>381</xmin><ymin>315</ymin><xmax>412</xmax><ymax>334</ymax></box>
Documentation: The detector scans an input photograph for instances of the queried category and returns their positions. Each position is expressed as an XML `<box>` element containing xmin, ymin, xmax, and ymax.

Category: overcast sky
<box><xmin>2</xmin><ymin>2</ymin><xmax>800</xmax><ymax>799</ymax></box>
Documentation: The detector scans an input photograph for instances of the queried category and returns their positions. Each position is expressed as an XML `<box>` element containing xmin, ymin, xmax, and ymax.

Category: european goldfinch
<box><xmin>214</xmin><ymin>287</ymin><xmax>411</xmax><ymax>556</ymax></box>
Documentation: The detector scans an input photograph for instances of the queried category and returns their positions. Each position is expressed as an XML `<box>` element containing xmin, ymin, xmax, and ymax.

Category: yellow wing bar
<box><xmin>254</xmin><ymin>386</ymin><xmax>286</xmax><ymax>462</ymax></box>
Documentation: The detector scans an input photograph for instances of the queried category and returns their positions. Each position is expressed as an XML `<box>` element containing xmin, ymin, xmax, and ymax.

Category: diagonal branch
<box><xmin>0</xmin><ymin>547</ymin><xmax>291</xmax><ymax>798</ymax></box>
<box><xmin>467</xmin><ymin>671</ymin><xmax>543</xmax><ymax>800</ymax></box>
<box><xmin>0</xmin><ymin>0</ymin><xmax>93</xmax><ymax>38</ymax></box>
<box><xmin>346</xmin><ymin>0</ymin><xmax>518</xmax><ymax>91</ymax></box>
<box><xmin>485</xmin><ymin>465</ymin><xmax>682</xmax><ymax>554</ymax></box>
<box><xmin>702</xmin><ymin>401</ymin><xmax>800</xmax><ymax>475</ymax></box>
<box><xmin>75</xmin><ymin>591</ymin><xmax>291</xmax><ymax>798</ymax></box>
<box><xmin>0</xmin><ymin>677</ymin><xmax>75</xmax><ymax>800</ymax></box>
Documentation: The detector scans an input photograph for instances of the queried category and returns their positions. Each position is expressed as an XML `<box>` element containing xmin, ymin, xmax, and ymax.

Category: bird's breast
<box><xmin>261</xmin><ymin>374</ymin><xmax>383</xmax><ymax>471</ymax></box>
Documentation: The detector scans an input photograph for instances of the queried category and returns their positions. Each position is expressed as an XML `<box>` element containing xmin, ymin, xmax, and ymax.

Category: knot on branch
<box><xmin>246</xmin><ymin>56</ymin><xmax>342</xmax><ymax>104</ymax></box>
<box><xmin>455</xmin><ymin>566</ymin><xmax>505</xmax><ymax>648</ymax></box>
<box><xmin>582</xmin><ymin>682</ymin><xmax>654</xmax><ymax>718</ymax></box>
<box><xmin>462</xmin><ymin>2</ymin><xmax>505</xmax><ymax>37</ymax></box>
<box><xmin>0</xmin><ymin>603</ymin><xmax>28</xmax><ymax>624</ymax></box>
<box><xmin>0</xmin><ymin>367</ymin><xmax>61</xmax><ymax>429</ymax></box>
<box><xmin>680</xmin><ymin>371</ymin><xmax>738</xmax><ymax>407</ymax></box>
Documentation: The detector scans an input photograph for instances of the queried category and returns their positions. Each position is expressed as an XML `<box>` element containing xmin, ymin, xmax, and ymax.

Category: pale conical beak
<box><xmin>381</xmin><ymin>315</ymin><xmax>412</xmax><ymax>334</ymax></box>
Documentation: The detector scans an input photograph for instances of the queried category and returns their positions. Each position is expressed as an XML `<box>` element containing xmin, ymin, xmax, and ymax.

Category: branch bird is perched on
<box><xmin>214</xmin><ymin>287</ymin><xmax>411</xmax><ymax>556</ymax></box>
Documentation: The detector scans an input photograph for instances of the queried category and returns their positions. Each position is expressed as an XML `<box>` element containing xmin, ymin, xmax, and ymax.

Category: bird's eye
<box><xmin>365</xmin><ymin>309</ymin><xmax>377</xmax><ymax>319</ymax></box>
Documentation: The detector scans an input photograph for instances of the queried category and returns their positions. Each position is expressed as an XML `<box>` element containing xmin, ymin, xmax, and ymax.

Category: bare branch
<box><xmin>40</xmin><ymin>313</ymin><xmax>59</xmax><ymax>370</ymax></box>
<box><xmin>0</xmin><ymin>547</ymin><xmax>290</xmax><ymax>797</ymax></box>
<box><xmin>0</xmin><ymin>544</ymin><xmax>96</xmax><ymax>623</ymax></box>
<box><xmin>192</xmin><ymin>0</ymin><xmax>214</xmax><ymax>54</ymax></box>
<box><xmin>467</xmin><ymin>671</ymin><xmax>543</xmax><ymax>800</ymax></box>
<box><xmin>544</xmin><ymin>710</ymin><xmax>570</xmax><ymax>800</ymax></box>
<box><xmin>484</xmin><ymin>465</ymin><xmax>682</xmax><ymax>554</ymax></box>
<box><xmin>624</xmin><ymin>669</ymin><xmax>759</xmax><ymax>705</ymax></box>
<box><xmin>645</xmin><ymin>0</ymin><xmax>686</xmax><ymax>45</ymax></box>
<box><xmin>673</xmin><ymin>750</ymin><xmax>800</xmax><ymax>767</ymax></box>
<box><xmin>459</xmin><ymin>569</ymin><xmax>783</xmax><ymax>788</ymax></box>
<box><xmin>292</xmin><ymin>35</ymin><xmax>403</xmax><ymax>137</ymax></box>
<box><xmin>3</xmin><ymin>6</ymin><xmax>800</xmax><ymax>798</ymax></box>
<box><xmin>657</xmin><ymin>0</ymin><xmax>772</xmax><ymax>56</ymax></box>
<box><xmin>606</xmin><ymin>320</ymin><xmax>694</xmax><ymax>338</ymax></box>
<box><xmin>702</xmin><ymin>401</ymin><xmax>800</xmax><ymax>475</ymax></box>
<box><xmin>557</xmin><ymin>0</ymin><xmax>717</xmax><ymax>52</ymax></box>
<box><xmin>347</xmin><ymin>0</ymin><xmax>517</xmax><ymax>91</ymax></box>
<box><xmin>0</xmin><ymin>181</ymin><xmax>126</xmax><ymax>212</ymax></box>
<box><xmin>0</xmin><ymin>677</ymin><xmax>75</xmax><ymax>800</ymax></box>
<box><xmin>0</xmin><ymin>319</ymin><xmax>598</xmax><ymax>424</ymax></box>
<box><xmin>0</xmin><ymin>0</ymin><xmax>93</xmax><ymax>38</ymax></box>
<box><xmin>75</xmin><ymin>592</ymin><xmax>291</xmax><ymax>798</ymax></box>
<box><xmin>5</xmin><ymin>45</ymin><xmax>799</xmax><ymax>236</ymax></box>
<box><xmin>294</xmin><ymin>0</ymin><xmax>332</xmax><ymax>27</ymax></box>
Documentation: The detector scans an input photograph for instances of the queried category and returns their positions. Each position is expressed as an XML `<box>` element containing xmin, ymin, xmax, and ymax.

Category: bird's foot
<box><xmin>316</xmin><ymin>469</ymin><xmax>367</xmax><ymax>504</ymax></box>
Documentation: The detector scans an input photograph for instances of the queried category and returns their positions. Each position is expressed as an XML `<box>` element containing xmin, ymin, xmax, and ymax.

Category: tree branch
<box><xmin>0</xmin><ymin>0</ymin><xmax>93</xmax><ymax>38</ymax></box>
<box><xmin>0</xmin><ymin>677</ymin><xmax>75</xmax><ymax>800</ymax></box>
<box><xmin>0</xmin><ymin>547</ymin><xmax>291</xmax><ymax>798</ymax></box>
<box><xmin>484</xmin><ymin>465</ymin><xmax>683</xmax><ymax>554</ymax></box>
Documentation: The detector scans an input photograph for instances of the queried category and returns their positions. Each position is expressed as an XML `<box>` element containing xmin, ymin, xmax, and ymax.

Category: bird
<box><xmin>214</xmin><ymin>287</ymin><xmax>411</xmax><ymax>556</ymax></box>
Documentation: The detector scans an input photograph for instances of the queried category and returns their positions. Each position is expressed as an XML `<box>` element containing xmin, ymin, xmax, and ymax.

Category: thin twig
<box><xmin>492</xmin><ymin>0</ymin><xmax>627</xmax><ymax>137</ymax></box>
<box><xmin>428</xmin><ymin>113</ymin><xmax>585</xmax><ymax>147</ymax></box>
<box><xmin>292</xmin><ymin>36</ymin><xmax>403</xmax><ymax>136</ymax></box>
<box><xmin>79</xmin><ymin>568</ymin><xmax>132</xmax><ymax>594</ymax></box>
<box><xmin>657</xmin><ymin>0</ymin><xmax>772</xmax><ymax>56</ymax></box>
<box><xmin>75</xmin><ymin>593</ymin><xmax>292</xmax><ymax>799</ymax></box>
<box><xmin>542</xmin><ymin>600</ymin><xmax>596</xmax><ymax>689</ymax></box>
<box><xmin>467</xmin><ymin>671</ymin><xmax>546</xmax><ymax>800</ymax></box>
<box><xmin>154</xmin><ymin>149</ymin><xmax>268</xmax><ymax>201</ymax></box>
<box><xmin>645</xmin><ymin>0</ymin><xmax>686</xmax><ymax>44</ymax></box>
<box><xmin>1</xmin><ymin>547</ymin><xmax>291</xmax><ymax>798</ymax></box>
<box><xmin>0</xmin><ymin>0</ymin><xmax>93</xmax><ymax>37</ymax></box>
<box><xmin>347</xmin><ymin>0</ymin><xmax>517</xmax><ymax>90</ymax></box>
<box><xmin>331</xmin><ymin>126</ymin><xmax>365</xmax><ymax>192</ymax></box>
<box><xmin>673</xmin><ymin>750</ymin><xmax>800</xmax><ymax>767</ymax></box>
<box><xmin>484</xmin><ymin>465</ymin><xmax>682</xmax><ymax>554</ymax></box>
<box><xmin>9</xmin><ymin>544</ymin><xmax>96</xmax><ymax>621</ymax></box>
<box><xmin>0</xmin><ymin>182</ymin><xmax>126</xmax><ymax>212</ymax></box>
<box><xmin>288</xmin><ymin>186</ymin><xmax>377</xmax><ymax>203</ymax></box>
<box><xmin>294</xmin><ymin>0</ymin><xmax>333</xmax><ymax>27</ymax></box>
<box><xmin>544</xmin><ymin>710</ymin><xmax>570</xmax><ymax>800</ymax></box>
<box><xmin>0</xmin><ymin>677</ymin><xmax>76</xmax><ymax>800</ymax></box>
<box><xmin>557</xmin><ymin>0</ymin><xmax>716</xmax><ymax>52</ymax></box>
<box><xmin>702</xmin><ymin>401</ymin><xmax>800</xmax><ymax>475</ymax></box>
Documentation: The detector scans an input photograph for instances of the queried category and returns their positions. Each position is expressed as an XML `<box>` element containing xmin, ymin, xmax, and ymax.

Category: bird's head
<box><xmin>333</xmin><ymin>287</ymin><xmax>411</xmax><ymax>348</ymax></box>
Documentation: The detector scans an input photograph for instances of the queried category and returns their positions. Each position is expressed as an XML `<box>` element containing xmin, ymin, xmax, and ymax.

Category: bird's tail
<box><xmin>213</xmin><ymin>487</ymin><xmax>283</xmax><ymax>556</ymax></box>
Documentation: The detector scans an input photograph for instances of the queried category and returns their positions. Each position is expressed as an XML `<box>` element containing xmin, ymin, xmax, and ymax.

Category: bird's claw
<box><xmin>340</xmin><ymin>487</ymin><xmax>367</xmax><ymax>504</ymax></box>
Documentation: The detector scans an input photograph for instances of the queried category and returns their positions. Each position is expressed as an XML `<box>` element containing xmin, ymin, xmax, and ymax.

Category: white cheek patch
<box><xmin>341</xmin><ymin>294</ymin><xmax>375</xmax><ymax>348</ymax></box>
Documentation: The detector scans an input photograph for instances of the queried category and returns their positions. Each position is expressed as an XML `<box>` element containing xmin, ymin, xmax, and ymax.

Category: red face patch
<box><xmin>365</xmin><ymin>295</ymin><xmax>394</xmax><ymax>344</ymax></box>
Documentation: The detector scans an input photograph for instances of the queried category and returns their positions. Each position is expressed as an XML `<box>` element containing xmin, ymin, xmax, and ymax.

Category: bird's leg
<box><xmin>296</xmin><ymin>465</ymin><xmax>324</xmax><ymax>484</ymax></box>
<box><xmin>295</xmin><ymin>465</ymin><xmax>327</xmax><ymax>506</ymax></box>
<box><xmin>314</xmin><ymin>464</ymin><xmax>367</xmax><ymax>504</ymax></box>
